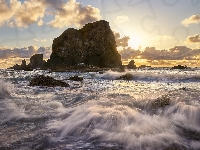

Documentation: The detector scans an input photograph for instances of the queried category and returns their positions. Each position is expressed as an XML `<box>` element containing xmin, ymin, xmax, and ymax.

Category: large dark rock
<box><xmin>30</xmin><ymin>75</ymin><xmax>69</xmax><ymax>87</ymax></box>
<box><xmin>45</xmin><ymin>20</ymin><xmax>122</xmax><ymax>69</ymax></box>
<box><xmin>127</xmin><ymin>60</ymin><xmax>137</xmax><ymax>69</ymax></box>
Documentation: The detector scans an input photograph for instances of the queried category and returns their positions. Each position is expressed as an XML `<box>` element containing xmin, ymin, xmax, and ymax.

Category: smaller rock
<box><xmin>138</xmin><ymin>65</ymin><xmax>151</xmax><ymax>69</ymax></box>
<box><xmin>150</xmin><ymin>95</ymin><xmax>170</xmax><ymax>109</ymax></box>
<box><xmin>68</xmin><ymin>76</ymin><xmax>83</xmax><ymax>81</ymax></box>
<box><xmin>127</xmin><ymin>60</ymin><xmax>137</xmax><ymax>69</ymax></box>
<box><xmin>116</xmin><ymin>73</ymin><xmax>133</xmax><ymax>80</ymax></box>
<box><xmin>172</xmin><ymin>65</ymin><xmax>187</xmax><ymax>69</ymax></box>
<box><xmin>30</xmin><ymin>75</ymin><xmax>69</xmax><ymax>87</ymax></box>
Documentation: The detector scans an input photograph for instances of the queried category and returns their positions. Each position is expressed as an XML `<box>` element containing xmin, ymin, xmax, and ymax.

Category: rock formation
<box><xmin>29</xmin><ymin>54</ymin><xmax>45</xmax><ymax>69</ymax></box>
<box><xmin>9</xmin><ymin>54</ymin><xmax>45</xmax><ymax>71</ymax></box>
<box><xmin>45</xmin><ymin>20</ymin><xmax>122</xmax><ymax>69</ymax></box>
<box><xmin>116</xmin><ymin>73</ymin><xmax>133</xmax><ymax>80</ymax></box>
<box><xmin>127</xmin><ymin>60</ymin><xmax>137</xmax><ymax>69</ymax></box>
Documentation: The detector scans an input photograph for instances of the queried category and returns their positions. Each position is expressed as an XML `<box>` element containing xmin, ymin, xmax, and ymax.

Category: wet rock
<box><xmin>127</xmin><ymin>60</ymin><xmax>137</xmax><ymax>69</ymax></box>
<box><xmin>45</xmin><ymin>20</ymin><xmax>122</xmax><ymax>70</ymax></box>
<box><xmin>138</xmin><ymin>65</ymin><xmax>151</xmax><ymax>69</ymax></box>
<box><xmin>68</xmin><ymin>76</ymin><xmax>83</xmax><ymax>81</ymax></box>
<box><xmin>30</xmin><ymin>75</ymin><xmax>69</xmax><ymax>87</ymax></box>
<box><xmin>116</xmin><ymin>73</ymin><xmax>133</xmax><ymax>80</ymax></box>
<box><xmin>150</xmin><ymin>95</ymin><xmax>170</xmax><ymax>109</ymax></box>
<box><xmin>172</xmin><ymin>65</ymin><xmax>187</xmax><ymax>69</ymax></box>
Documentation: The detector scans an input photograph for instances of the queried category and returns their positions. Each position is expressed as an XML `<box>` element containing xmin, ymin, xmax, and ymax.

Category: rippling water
<box><xmin>0</xmin><ymin>68</ymin><xmax>200</xmax><ymax>150</ymax></box>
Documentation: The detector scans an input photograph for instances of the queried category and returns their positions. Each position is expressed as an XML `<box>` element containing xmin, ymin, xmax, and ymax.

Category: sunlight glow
<box><xmin>128</xmin><ymin>36</ymin><xmax>142</xmax><ymax>49</ymax></box>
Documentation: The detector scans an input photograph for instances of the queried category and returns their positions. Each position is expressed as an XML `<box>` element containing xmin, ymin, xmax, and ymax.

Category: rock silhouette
<box><xmin>127</xmin><ymin>60</ymin><xmax>137</xmax><ymax>69</ymax></box>
<box><xmin>172</xmin><ymin>65</ymin><xmax>187</xmax><ymax>69</ymax></box>
<box><xmin>9</xmin><ymin>54</ymin><xmax>45</xmax><ymax>71</ymax></box>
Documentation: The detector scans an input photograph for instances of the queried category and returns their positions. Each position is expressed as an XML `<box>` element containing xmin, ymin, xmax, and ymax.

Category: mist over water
<box><xmin>0</xmin><ymin>69</ymin><xmax>200</xmax><ymax>149</ymax></box>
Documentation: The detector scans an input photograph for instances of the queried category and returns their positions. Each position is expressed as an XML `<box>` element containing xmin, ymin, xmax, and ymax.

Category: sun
<box><xmin>128</xmin><ymin>36</ymin><xmax>142</xmax><ymax>49</ymax></box>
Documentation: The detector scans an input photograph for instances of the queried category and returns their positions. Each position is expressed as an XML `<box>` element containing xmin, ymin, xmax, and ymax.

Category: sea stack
<box><xmin>45</xmin><ymin>20</ymin><xmax>122</xmax><ymax>70</ymax></box>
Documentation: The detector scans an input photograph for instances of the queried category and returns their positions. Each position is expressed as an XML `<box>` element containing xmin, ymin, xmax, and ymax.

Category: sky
<box><xmin>0</xmin><ymin>0</ymin><xmax>200</xmax><ymax>68</ymax></box>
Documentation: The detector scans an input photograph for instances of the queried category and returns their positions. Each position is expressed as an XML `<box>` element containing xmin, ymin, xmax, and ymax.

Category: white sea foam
<box><xmin>0</xmin><ymin>80</ymin><xmax>13</xmax><ymax>97</ymax></box>
<box><xmin>94</xmin><ymin>69</ymin><xmax>200</xmax><ymax>82</ymax></box>
<box><xmin>0</xmin><ymin>69</ymin><xmax>200</xmax><ymax>149</ymax></box>
<box><xmin>47</xmin><ymin>98</ymin><xmax>180</xmax><ymax>149</ymax></box>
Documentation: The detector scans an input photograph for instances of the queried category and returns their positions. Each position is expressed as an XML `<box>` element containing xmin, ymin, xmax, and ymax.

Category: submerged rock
<box><xmin>45</xmin><ymin>20</ymin><xmax>122</xmax><ymax>69</ymax></box>
<box><xmin>116</xmin><ymin>73</ymin><xmax>133</xmax><ymax>80</ymax></box>
<box><xmin>68</xmin><ymin>76</ymin><xmax>83</xmax><ymax>81</ymax></box>
<box><xmin>149</xmin><ymin>95</ymin><xmax>170</xmax><ymax>109</ymax></box>
<box><xmin>30</xmin><ymin>75</ymin><xmax>69</xmax><ymax>87</ymax></box>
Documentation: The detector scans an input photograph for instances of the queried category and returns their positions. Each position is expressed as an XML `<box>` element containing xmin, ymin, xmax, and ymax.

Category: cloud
<box><xmin>34</xmin><ymin>38</ymin><xmax>39</xmax><ymax>42</ymax></box>
<box><xmin>114</xmin><ymin>15</ymin><xmax>129</xmax><ymax>24</ymax></box>
<box><xmin>36</xmin><ymin>46</ymin><xmax>51</xmax><ymax>59</ymax></box>
<box><xmin>0</xmin><ymin>0</ymin><xmax>21</xmax><ymax>26</ymax></box>
<box><xmin>49</xmin><ymin>0</ymin><xmax>101</xmax><ymax>28</ymax></box>
<box><xmin>34</xmin><ymin>38</ymin><xmax>48</xmax><ymax>42</ymax></box>
<box><xmin>0</xmin><ymin>46</ymin><xmax>51</xmax><ymax>59</ymax></box>
<box><xmin>41</xmin><ymin>39</ymin><xmax>47</xmax><ymax>42</ymax></box>
<box><xmin>140</xmin><ymin>46</ymin><xmax>200</xmax><ymax>60</ymax></box>
<box><xmin>38</xmin><ymin>19</ymin><xmax>44</xmax><ymax>26</ymax></box>
<box><xmin>118</xmin><ymin>46</ymin><xmax>200</xmax><ymax>61</ymax></box>
<box><xmin>0</xmin><ymin>0</ymin><xmax>101</xmax><ymax>28</ymax></box>
<box><xmin>13</xmin><ymin>0</ymin><xmax>46</xmax><ymax>28</ymax></box>
<box><xmin>181</xmin><ymin>14</ymin><xmax>200</xmax><ymax>26</ymax></box>
<box><xmin>114</xmin><ymin>32</ymin><xmax>130</xmax><ymax>48</ymax></box>
<box><xmin>186</xmin><ymin>34</ymin><xmax>200</xmax><ymax>43</ymax></box>
<box><xmin>119</xmin><ymin>47</ymin><xmax>141</xmax><ymax>60</ymax></box>
<box><xmin>151</xmin><ymin>35</ymin><xmax>174</xmax><ymax>41</ymax></box>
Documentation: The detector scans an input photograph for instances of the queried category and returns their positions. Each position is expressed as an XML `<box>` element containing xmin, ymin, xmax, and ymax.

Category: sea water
<box><xmin>0</xmin><ymin>68</ymin><xmax>200</xmax><ymax>150</ymax></box>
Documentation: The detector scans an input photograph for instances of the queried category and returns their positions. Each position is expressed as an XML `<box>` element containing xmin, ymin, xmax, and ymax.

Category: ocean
<box><xmin>0</xmin><ymin>68</ymin><xmax>200</xmax><ymax>150</ymax></box>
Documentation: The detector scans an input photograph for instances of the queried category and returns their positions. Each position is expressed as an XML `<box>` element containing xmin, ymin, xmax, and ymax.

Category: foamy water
<box><xmin>0</xmin><ymin>69</ymin><xmax>200</xmax><ymax>149</ymax></box>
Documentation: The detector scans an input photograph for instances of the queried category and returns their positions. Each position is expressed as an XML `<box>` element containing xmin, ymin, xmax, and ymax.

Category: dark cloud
<box><xmin>186</xmin><ymin>34</ymin><xmax>200</xmax><ymax>43</ymax></box>
<box><xmin>37</xmin><ymin>46</ymin><xmax>52</xmax><ymax>59</ymax></box>
<box><xmin>0</xmin><ymin>46</ymin><xmax>51</xmax><ymax>59</ymax></box>
<box><xmin>140</xmin><ymin>46</ymin><xmax>200</xmax><ymax>60</ymax></box>
<box><xmin>119</xmin><ymin>47</ymin><xmax>141</xmax><ymax>60</ymax></box>
<box><xmin>119</xmin><ymin>46</ymin><xmax>200</xmax><ymax>61</ymax></box>
<box><xmin>114</xmin><ymin>32</ymin><xmax>130</xmax><ymax>48</ymax></box>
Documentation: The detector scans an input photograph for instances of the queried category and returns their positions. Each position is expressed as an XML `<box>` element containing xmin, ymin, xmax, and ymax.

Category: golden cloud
<box><xmin>0</xmin><ymin>0</ymin><xmax>101</xmax><ymax>28</ymax></box>
<box><xmin>49</xmin><ymin>0</ymin><xmax>101</xmax><ymax>28</ymax></box>
<box><xmin>186</xmin><ymin>34</ymin><xmax>200</xmax><ymax>43</ymax></box>
<box><xmin>0</xmin><ymin>0</ymin><xmax>21</xmax><ymax>26</ymax></box>
<box><xmin>114</xmin><ymin>15</ymin><xmax>129</xmax><ymax>24</ymax></box>
<box><xmin>181</xmin><ymin>14</ymin><xmax>200</xmax><ymax>26</ymax></box>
